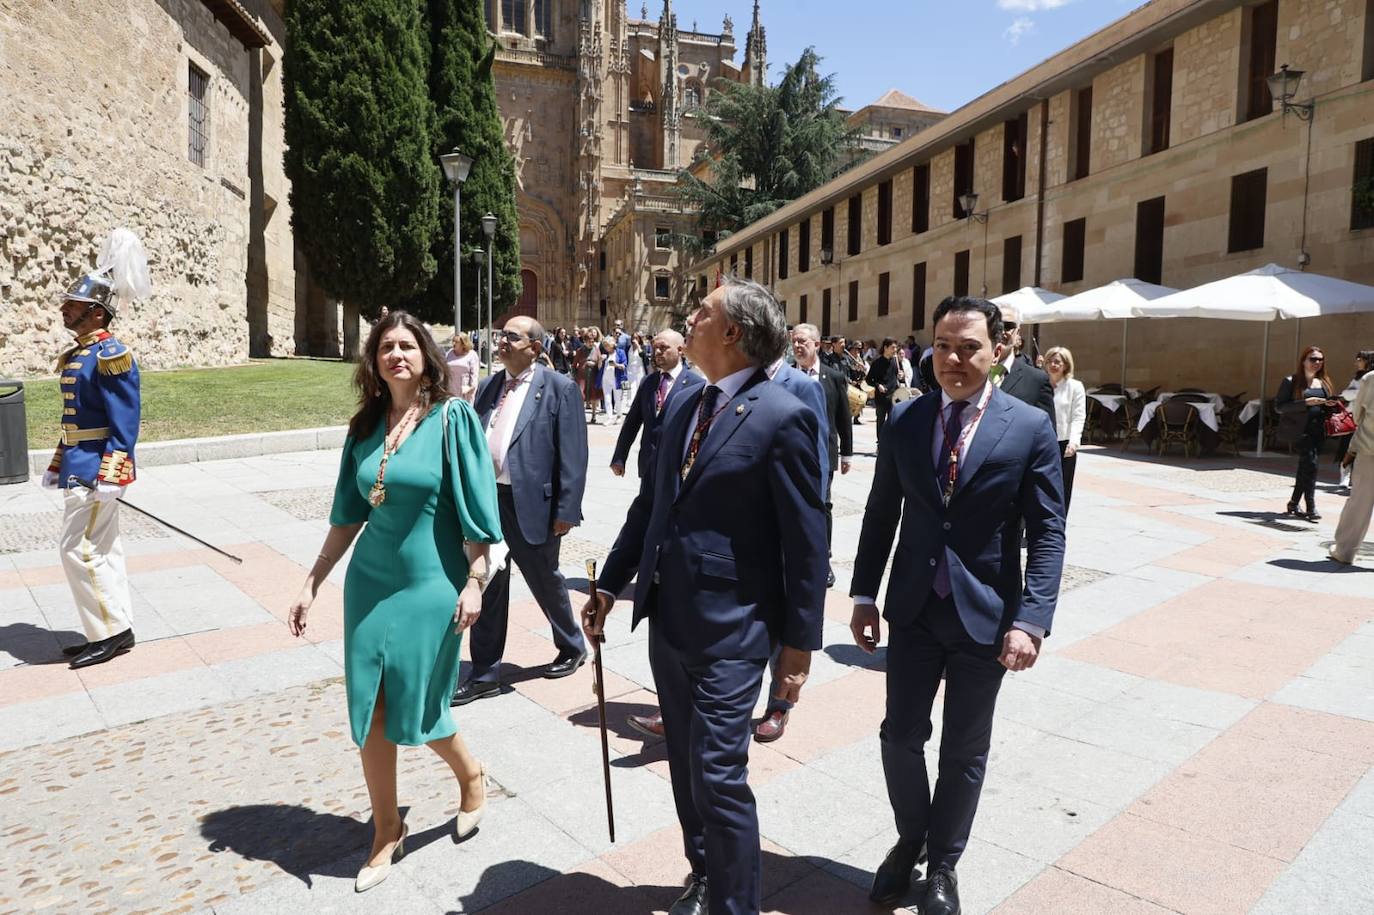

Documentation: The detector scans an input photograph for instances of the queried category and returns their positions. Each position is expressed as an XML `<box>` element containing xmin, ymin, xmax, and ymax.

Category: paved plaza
<box><xmin>2</xmin><ymin>419</ymin><xmax>1373</xmax><ymax>914</ymax></box>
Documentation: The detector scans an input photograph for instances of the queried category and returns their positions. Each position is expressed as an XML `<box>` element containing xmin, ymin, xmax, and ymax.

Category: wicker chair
<box><xmin>1217</xmin><ymin>403</ymin><xmax>1244</xmax><ymax>456</ymax></box>
<box><xmin>1156</xmin><ymin>399</ymin><xmax>1200</xmax><ymax>458</ymax></box>
<box><xmin>1120</xmin><ymin>397</ymin><xmax>1147</xmax><ymax>451</ymax></box>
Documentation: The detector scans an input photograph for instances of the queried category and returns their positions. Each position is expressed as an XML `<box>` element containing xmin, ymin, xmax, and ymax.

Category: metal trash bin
<box><xmin>0</xmin><ymin>380</ymin><xmax>30</xmax><ymax>485</ymax></box>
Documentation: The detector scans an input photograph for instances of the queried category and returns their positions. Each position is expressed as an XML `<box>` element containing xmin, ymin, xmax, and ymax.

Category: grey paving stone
<box><xmin>521</xmin><ymin>764</ymin><xmax>679</xmax><ymax>856</ymax></box>
<box><xmin>472</xmin><ymin>714</ymin><xmax>608</xmax><ymax>797</ymax></box>
<box><xmin>598</xmin><ymin>638</ymin><xmax>658</xmax><ymax>692</ymax></box>
<box><xmin>1250</xmin><ymin>862</ymin><xmax>1374</xmax><ymax>915</ymax></box>
<box><xmin>992</xmin><ymin>677</ymin><xmax>1099</xmax><ymax>733</ymax></box>
<box><xmin>808</xmin><ymin>734</ymin><xmax>887</xmax><ymax>802</ymax></box>
<box><xmin>1057</xmin><ymin>702</ymin><xmax>1221</xmax><ymax>765</ymax></box>
<box><xmin>133</xmin><ymin>566</ymin><xmax>274</xmax><ymax>633</ymax></box>
<box><xmin>1288</xmin><ymin>808</ymin><xmax>1374</xmax><ymax>880</ymax></box>
<box><xmin>0</xmin><ymin>690</ymin><xmax>105</xmax><ymax>752</ymax></box>
<box><xmin>88</xmin><ymin>665</ymin><xmax>234</xmax><ymax>728</ymax></box>
<box><xmin>1272</xmin><ymin>677</ymin><xmax>1374</xmax><ymax>723</ymax></box>
<box><xmin>214</xmin><ymin>646</ymin><xmax>344</xmax><ymax>700</ymax></box>
<box><xmin>1301</xmin><ymin>651</ymin><xmax>1374</xmax><ymax>689</ymax></box>
<box><xmin>971</xmin><ymin>773</ymin><xmax>1116</xmax><ymax>864</ymax></box>
<box><xmin>1030</xmin><ymin>655</ymin><xmax>1143</xmax><ymax>702</ymax></box>
<box><xmin>997</xmin><ymin>732</ymin><xmax>1174</xmax><ymax>810</ymax></box>
<box><xmin>955</xmin><ymin>837</ymin><xmax>1046</xmax><ymax>915</ymax></box>
<box><xmin>756</xmin><ymin>765</ymin><xmax>893</xmax><ymax>862</ymax></box>
<box><xmin>1109</xmin><ymin>678</ymin><xmax>1258</xmax><ymax>730</ymax></box>
<box><xmin>1341</xmin><ymin>767</ymin><xmax>1374</xmax><ymax>819</ymax></box>
<box><xmin>212</xmin><ymin>863</ymin><xmax>444</xmax><ymax>914</ymax></box>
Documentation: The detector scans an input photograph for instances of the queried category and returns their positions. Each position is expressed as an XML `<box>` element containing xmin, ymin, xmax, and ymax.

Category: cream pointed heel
<box><xmin>456</xmin><ymin>763</ymin><xmax>488</xmax><ymax>841</ymax></box>
<box><xmin>354</xmin><ymin>823</ymin><xmax>407</xmax><ymax>893</ymax></box>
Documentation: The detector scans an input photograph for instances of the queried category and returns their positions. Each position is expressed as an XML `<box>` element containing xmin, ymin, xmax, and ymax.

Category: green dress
<box><xmin>330</xmin><ymin>400</ymin><xmax>502</xmax><ymax>747</ymax></box>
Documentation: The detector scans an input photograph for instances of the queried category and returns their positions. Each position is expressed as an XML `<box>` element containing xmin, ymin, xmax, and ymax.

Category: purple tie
<box><xmin>933</xmin><ymin>400</ymin><xmax>970</xmax><ymax>599</ymax></box>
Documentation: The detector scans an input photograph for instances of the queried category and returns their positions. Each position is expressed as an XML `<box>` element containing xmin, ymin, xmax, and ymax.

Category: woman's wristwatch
<box><xmin>466</xmin><ymin>569</ymin><xmax>488</xmax><ymax>590</ymax></box>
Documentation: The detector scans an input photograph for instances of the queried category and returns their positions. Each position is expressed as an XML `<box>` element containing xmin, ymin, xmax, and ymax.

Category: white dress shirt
<box><xmin>487</xmin><ymin>365</ymin><xmax>536</xmax><ymax>486</ymax></box>
<box><xmin>855</xmin><ymin>379</ymin><xmax>1045</xmax><ymax>639</ymax></box>
<box><xmin>1052</xmin><ymin>377</ymin><xmax>1087</xmax><ymax>448</ymax></box>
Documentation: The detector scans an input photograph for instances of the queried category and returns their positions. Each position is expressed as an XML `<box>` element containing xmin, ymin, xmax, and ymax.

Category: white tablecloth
<box><xmin>1159</xmin><ymin>391</ymin><xmax>1226</xmax><ymax>410</ymax></box>
<box><xmin>1139</xmin><ymin>400</ymin><xmax>1220</xmax><ymax>432</ymax></box>
<box><xmin>1087</xmin><ymin>393</ymin><xmax>1127</xmax><ymax>412</ymax></box>
<box><xmin>1239</xmin><ymin>398</ymin><xmax>1262</xmax><ymax>425</ymax></box>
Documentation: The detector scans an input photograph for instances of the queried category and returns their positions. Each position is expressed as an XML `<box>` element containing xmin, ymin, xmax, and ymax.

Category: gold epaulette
<box><xmin>98</xmin><ymin>349</ymin><xmax>134</xmax><ymax>375</ymax></box>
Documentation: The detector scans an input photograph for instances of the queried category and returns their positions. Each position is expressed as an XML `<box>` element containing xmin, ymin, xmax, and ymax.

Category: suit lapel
<box><xmin>676</xmin><ymin>370</ymin><xmax>764</xmax><ymax>499</ymax></box>
<box><xmin>661</xmin><ymin>384</ymin><xmax>701</xmax><ymax>501</ymax></box>
<box><xmin>509</xmin><ymin>367</ymin><xmax>545</xmax><ymax>446</ymax></box>
<box><xmin>909</xmin><ymin>393</ymin><xmax>944</xmax><ymax>507</ymax></box>
<box><xmin>477</xmin><ymin>371</ymin><xmax>505</xmax><ymax>427</ymax></box>
<box><xmin>954</xmin><ymin>390</ymin><xmax>1013</xmax><ymax>499</ymax></box>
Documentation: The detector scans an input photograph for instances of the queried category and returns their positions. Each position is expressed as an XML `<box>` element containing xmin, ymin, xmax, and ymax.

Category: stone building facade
<box><xmin>486</xmin><ymin>0</ymin><xmax>765</xmax><ymax>330</ymax></box>
<box><xmin>694</xmin><ymin>0</ymin><xmax>1374</xmax><ymax>396</ymax></box>
<box><xmin>0</xmin><ymin>0</ymin><xmax>327</xmax><ymax>378</ymax></box>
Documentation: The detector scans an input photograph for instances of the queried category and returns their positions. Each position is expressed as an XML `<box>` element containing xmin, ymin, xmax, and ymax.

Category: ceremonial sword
<box><xmin>69</xmin><ymin>477</ymin><xmax>244</xmax><ymax>564</ymax></box>
<box><xmin>586</xmin><ymin>559</ymin><xmax>616</xmax><ymax>843</ymax></box>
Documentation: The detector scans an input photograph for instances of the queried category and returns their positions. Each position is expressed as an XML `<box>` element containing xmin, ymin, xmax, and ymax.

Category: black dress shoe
<box><xmin>668</xmin><ymin>874</ymin><xmax>708</xmax><ymax>915</ymax></box>
<box><xmin>69</xmin><ymin>629</ymin><xmax>135</xmax><ymax>669</ymax></box>
<box><xmin>451</xmin><ymin>680</ymin><xmax>501</xmax><ymax>706</ymax></box>
<box><xmin>924</xmin><ymin>865</ymin><xmax>960</xmax><ymax>915</ymax></box>
<box><xmin>868</xmin><ymin>839</ymin><xmax>927</xmax><ymax>906</ymax></box>
<box><xmin>61</xmin><ymin>642</ymin><xmax>90</xmax><ymax>658</ymax></box>
<box><xmin>826</xmin><ymin>569</ymin><xmax>836</xmax><ymax>589</ymax></box>
<box><xmin>543</xmin><ymin>651</ymin><xmax>586</xmax><ymax>679</ymax></box>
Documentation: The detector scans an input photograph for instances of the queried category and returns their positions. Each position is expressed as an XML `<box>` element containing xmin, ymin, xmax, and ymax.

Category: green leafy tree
<box><xmin>404</xmin><ymin>0</ymin><xmax>522</xmax><ymax>326</ymax></box>
<box><xmin>678</xmin><ymin>48</ymin><xmax>852</xmax><ymax>243</ymax></box>
<box><xmin>283</xmin><ymin>0</ymin><xmax>441</xmax><ymax>356</ymax></box>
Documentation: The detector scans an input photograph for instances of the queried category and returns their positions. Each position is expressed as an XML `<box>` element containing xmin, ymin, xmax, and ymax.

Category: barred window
<box><xmin>188</xmin><ymin>63</ymin><xmax>209</xmax><ymax>167</ymax></box>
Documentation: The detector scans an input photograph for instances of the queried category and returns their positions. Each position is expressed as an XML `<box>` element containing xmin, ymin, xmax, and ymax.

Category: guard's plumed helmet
<box><xmin>63</xmin><ymin>272</ymin><xmax>116</xmax><ymax>314</ymax></box>
<box><xmin>60</xmin><ymin>229</ymin><xmax>151</xmax><ymax>319</ymax></box>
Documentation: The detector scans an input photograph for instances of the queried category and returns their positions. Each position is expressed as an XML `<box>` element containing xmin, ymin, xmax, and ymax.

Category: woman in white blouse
<box><xmin>1045</xmin><ymin>346</ymin><xmax>1086</xmax><ymax>512</ymax></box>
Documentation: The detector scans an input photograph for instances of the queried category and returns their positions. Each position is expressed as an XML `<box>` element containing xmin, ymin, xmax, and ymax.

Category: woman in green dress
<box><xmin>288</xmin><ymin>310</ymin><xmax>502</xmax><ymax>893</ymax></box>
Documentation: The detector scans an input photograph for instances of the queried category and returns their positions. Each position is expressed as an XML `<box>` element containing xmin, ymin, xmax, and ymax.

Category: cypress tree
<box><xmin>283</xmin><ymin>0</ymin><xmax>441</xmax><ymax>354</ymax></box>
<box><xmin>408</xmin><ymin>0</ymin><xmax>522</xmax><ymax>325</ymax></box>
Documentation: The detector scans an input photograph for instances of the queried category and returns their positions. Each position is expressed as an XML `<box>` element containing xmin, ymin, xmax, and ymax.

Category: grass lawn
<box><xmin>21</xmin><ymin>359</ymin><xmax>361</xmax><ymax>450</ymax></box>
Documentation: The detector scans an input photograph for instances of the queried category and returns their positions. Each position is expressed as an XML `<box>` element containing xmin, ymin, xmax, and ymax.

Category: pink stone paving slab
<box><xmin>770</xmin><ymin>668</ymin><xmax>887</xmax><ymax>764</ymax></box>
<box><xmin>517</xmin><ymin>659</ymin><xmax>637</xmax><ymax>716</ymax></box>
<box><xmin>181</xmin><ymin>621</ymin><xmax>309</xmax><ymax>666</ymax></box>
<box><xmin>1057</xmin><ymin>813</ymin><xmax>1286</xmax><ymax>915</ymax></box>
<box><xmin>1231</xmin><ymin>701</ymin><xmax>1374</xmax><ymax>764</ymax></box>
<box><xmin>1072</xmin><ymin>475</ymin><xmax>1208</xmax><ymax>507</ymax></box>
<box><xmin>0</xmin><ymin>571</ymin><xmax>27</xmax><ymax>590</ymax></box>
<box><xmin>74</xmin><ymin>635</ymin><xmax>204</xmax><ymax>690</ymax></box>
<box><xmin>597</xmin><ymin>827</ymin><xmax>815</xmax><ymax>905</ymax></box>
<box><xmin>760</xmin><ymin>866</ymin><xmax>894</xmax><ymax>914</ymax></box>
<box><xmin>0</xmin><ymin>660</ymin><xmax>82</xmax><ymax>707</ymax></box>
<box><xmin>993</xmin><ymin>865</ymin><xmax>1174</xmax><ymax>914</ymax></box>
<box><xmin>476</xmin><ymin>857</ymin><xmax>656</xmax><ymax>915</ymax></box>
<box><xmin>823</xmin><ymin>590</ymin><xmax>855</xmax><ymax>627</ymax></box>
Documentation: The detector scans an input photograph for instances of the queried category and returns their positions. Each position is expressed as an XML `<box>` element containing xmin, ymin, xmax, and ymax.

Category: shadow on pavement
<box><xmin>201</xmin><ymin>803</ymin><xmax>452</xmax><ymax>888</ymax></box>
<box><xmin>567</xmin><ymin>698</ymin><xmax>670</xmax><ymax>770</ymax></box>
<box><xmin>1215</xmin><ymin>510</ymin><xmax>1315</xmax><ymax>532</ymax></box>
<box><xmin>0</xmin><ymin>621</ymin><xmax>78</xmax><ymax>666</ymax></box>
<box><xmin>824</xmin><ymin>643</ymin><xmax>887</xmax><ymax>672</ymax></box>
<box><xmin>1270</xmin><ymin>557</ymin><xmax>1374</xmax><ymax>573</ymax></box>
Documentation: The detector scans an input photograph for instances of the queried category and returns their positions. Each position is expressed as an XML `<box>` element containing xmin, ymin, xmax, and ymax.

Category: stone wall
<box><xmin>0</xmin><ymin>0</ymin><xmax>272</xmax><ymax>376</ymax></box>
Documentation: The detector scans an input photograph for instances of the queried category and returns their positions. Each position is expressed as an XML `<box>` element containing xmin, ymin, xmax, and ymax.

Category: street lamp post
<box><xmin>482</xmin><ymin>213</ymin><xmax>497</xmax><ymax>374</ymax></box>
<box><xmin>439</xmin><ymin>148</ymin><xmax>474</xmax><ymax>334</ymax></box>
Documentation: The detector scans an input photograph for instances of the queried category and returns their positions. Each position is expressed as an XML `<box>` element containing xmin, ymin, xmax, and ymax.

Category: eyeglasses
<box><xmin>1307</xmin><ymin>355</ymin><xmax>1324</xmax><ymax>362</ymax></box>
<box><xmin>499</xmin><ymin>330</ymin><xmax>533</xmax><ymax>343</ymax></box>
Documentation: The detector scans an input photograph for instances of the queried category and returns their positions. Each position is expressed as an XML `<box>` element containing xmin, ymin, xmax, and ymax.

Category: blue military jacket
<box><xmin>48</xmin><ymin>330</ymin><xmax>141</xmax><ymax>488</ymax></box>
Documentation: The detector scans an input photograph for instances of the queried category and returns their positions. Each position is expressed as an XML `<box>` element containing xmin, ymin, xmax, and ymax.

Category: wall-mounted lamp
<box><xmin>820</xmin><ymin>246</ymin><xmax>834</xmax><ymax>265</ymax></box>
<box><xmin>1267</xmin><ymin>64</ymin><xmax>1314</xmax><ymax>122</ymax></box>
<box><xmin>959</xmin><ymin>192</ymin><xmax>988</xmax><ymax>224</ymax></box>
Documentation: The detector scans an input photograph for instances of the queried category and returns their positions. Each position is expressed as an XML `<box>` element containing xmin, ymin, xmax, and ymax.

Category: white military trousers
<box><xmin>60</xmin><ymin>488</ymin><xmax>134</xmax><ymax>641</ymax></box>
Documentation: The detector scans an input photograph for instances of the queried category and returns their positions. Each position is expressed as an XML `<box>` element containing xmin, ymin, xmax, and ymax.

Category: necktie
<box><xmin>933</xmin><ymin>399</ymin><xmax>971</xmax><ymax>599</ymax></box>
<box><xmin>681</xmin><ymin>385</ymin><xmax>722</xmax><ymax>480</ymax></box>
<box><xmin>655</xmin><ymin>372</ymin><xmax>671</xmax><ymax>414</ymax></box>
<box><xmin>488</xmin><ymin>377</ymin><xmax>523</xmax><ymax>477</ymax></box>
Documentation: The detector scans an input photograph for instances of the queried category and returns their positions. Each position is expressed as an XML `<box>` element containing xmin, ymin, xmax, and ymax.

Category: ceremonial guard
<box><xmin>41</xmin><ymin>229</ymin><xmax>150</xmax><ymax>669</ymax></box>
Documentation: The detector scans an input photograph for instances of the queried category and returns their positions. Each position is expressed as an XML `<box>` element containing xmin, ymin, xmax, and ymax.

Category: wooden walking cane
<box><xmin>586</xmin><ymin>559</ymin><xmax>616</xmax><ymax>843</ymax></box>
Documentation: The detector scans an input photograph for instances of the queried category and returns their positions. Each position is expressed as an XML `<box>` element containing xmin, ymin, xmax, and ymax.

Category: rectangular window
<box><xmin>847</xmin><ymin>194</ymin><xmax>862</xmax><ymax>256</ymax></box>
<box><xmin>848</xmin><ymin>279</ymin><xmax>859</xmax><ymax>322</ymax></box>
<box><xmin>1062</xmin><ymin>218</ymin><xmax>1086</xmax><ymax>283</ymax></box>
<box><xmin>699</xmin><ymin>273</ymin><xmax>707</xmax><ymax>293</ymax></box>
<box><xmin>730</xmin><ymin>253</ymin><xmax>738</xmax><ymax>274</ymax></box>
<box><xmin>188</xmin><ymin>63</ymin><xmax>209</xmax><ymax>167</ymax></box>
<box><xmin>799</xmin><ymin>294</ymin><xmax>808</xmax><ymax>324</ymax></box>
<box><xmin>655</xmin><ymin>226</ymin><xmax>671</xmax><ymax>249</ymax></box>
<box><xmin>1228</xmin><ymin>168</ymin><xmax>1268</xmax><ymax>252</ymax></box>
<box><xmin>533</xmin><ymin>0</ymin><xmax>552</xmax><ymax>37</ymax></box>
<box><xmin>911</xmin><ymin>262</ymin><xmax>927</xmax><ymax>331</ymax></box>
<box><xmin>702</xmin><ymin>229</ymin><xmax>718</xmax><ymax>249</ymax></box>
<box><xmin>953</xmin><ymin>140</ymin><xmax>975</xmax><ymax>219</ymax></box>
<box><xmin>893</xmin><ymin>127</ymin><xmax>904</xmax><ymax>139</ymax></box>
<box><xmin>502</xmin><ymin>0</ymin><xmax>526</xmax><ymax>34</ymax></box>
<box><xmin>953</xmin><ymin>250</ymin><xmax>970</xmax><ymax>298</ymax></box>
<box><xmin>1353</xmin><ymin>137</ymin><xmax>1374</xmax><ymax>230</ymax></box>
<box><xmin>744</xmin><ymin>246</ymin><xmax>753</xmax><ymax>280</ymax></box>
<box><xmin>1241</xmin><ymin>0</ymin><xmax>1278</xmax><ymax>123</ymax></box>
<box><xmin>1134</xmin><ymin>196</ymin><xmax>1166</xmax><ymax>284</ymax></box>
<box><xmin>821</xmin><ymin>207</ymin><xmax>835</xmax><ymax>258</ymax></box>
<box><xmin>1364</xmin><ymin>0</ymin><xmax>1374</xmax><ymax>82</ymax></box>
<box><xmin>654</xmin><ymin>275</ymin><xmax>670</xmax><ymax>299</ymax></box>
<box><xmin>878</xmin><ymin>272</ymin><xmax>891</xmax><ymax>316</ymax></box>
<box><xmin>1146</xmin><ymin>48</ymin><xmax>1174</xmax><ymax>155</ymax></box>
<box><xmin>912</xmin><ymin>163</ymin><xmax>930</xmax><ymax>234</ymax></box>
<box><xmin>599</xmin><ymin>298</ymin><xmax>608</xmax><ymax>317</ymax></box>
<box><xmin>877</xmin><ymin>180</ymin><xmax>893</xmax><ymax>246</ymax></box>
<box><xmin>777</xmin><ymin>229</ymin><xmax>789</xmax><ymax>280</ymax></box>
<box><xmin>822</xmin><ymin>287</ymin><xmax>833</xmax><ymax>336</ymax></box>
<box><xmin>1070</xmin><ymin>86</ymin><xmax>1092</xmax><ymax>181</ymax></box>
<box><xmin>599</xmin><ymin>250</ymin><xmax>607</xmax><ymax>271</ymax></box>
<box><xmin>1002</xmin><ymin>236</ymin><xmax>1022</xmax><ymax>294</ymax></box>
<box><xmin>1002</xmin><ymin>113</ymin><xmax>1028</xmax><ymax>203</ymax></box>
<box><xmin>799</xmin><ymin>218</ymin><xmax>811</xmax><ymax>272</ymax></box>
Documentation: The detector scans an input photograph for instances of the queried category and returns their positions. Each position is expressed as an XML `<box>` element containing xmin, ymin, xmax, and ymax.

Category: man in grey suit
<box><xmin>453</xmin><ymin>316</ymin><xmax>590</xmax><ymax>705</ymax></box>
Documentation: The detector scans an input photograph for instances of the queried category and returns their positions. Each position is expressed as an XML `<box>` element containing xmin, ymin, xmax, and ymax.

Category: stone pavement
<box><xmin>2</xmin><ymin>414</ymin><xmax>1373</xmax><ymax>914</ymax></box>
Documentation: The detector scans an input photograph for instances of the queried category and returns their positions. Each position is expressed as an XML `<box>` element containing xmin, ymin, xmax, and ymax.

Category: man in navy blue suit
<box><xmin>583</xmin><ymin>278</ymin><xmax>828</xmax><ymax>915</ymax></box>
<box><xmin>452</xmin><ymin>316</ymin><xmax>590</xmax><ymax>705</ymax></box>
<box><xmin>850</xmin><ymin>296</ymin><xmax>1065</xmax><ymax>915</ymax></box>
<box><xmin>610</xmin><ymin>329</ymin><xmax>704</xmax><ymax>479</ymax></box>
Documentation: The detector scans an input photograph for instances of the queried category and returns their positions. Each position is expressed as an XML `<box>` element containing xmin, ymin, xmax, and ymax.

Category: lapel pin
<box><xmin>535</xmin><ymin>392</ymin><xmax>542</xmax><ymax>400</ymax></box>
<box><xmin>735</xmin><ymin>404</ymin><xmax>745</xmax><ymax>415</ymax></box>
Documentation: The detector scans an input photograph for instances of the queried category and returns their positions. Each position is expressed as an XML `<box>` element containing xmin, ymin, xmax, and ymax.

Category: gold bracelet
<box><xmin>467</xmin><ymin>570</ymin><xmax>487</xmax><ymax>587</ymax></box>
<box><xmin>318</xmin><ymin>552</ymin><xmax>332</xmax><ymax>563</ymax></box>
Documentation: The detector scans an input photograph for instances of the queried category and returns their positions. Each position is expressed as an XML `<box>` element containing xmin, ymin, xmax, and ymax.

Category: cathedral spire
<box><xmin>743</xmin><ymin>1</ymin><xmax>767</xmax><ymax>87</ymax></box>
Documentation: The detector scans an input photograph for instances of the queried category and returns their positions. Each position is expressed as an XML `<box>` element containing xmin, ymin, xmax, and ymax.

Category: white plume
<box><xmin>97</xmin><ymin>228</ymin><xmax>152</xmax><ymax>302</ymax></box>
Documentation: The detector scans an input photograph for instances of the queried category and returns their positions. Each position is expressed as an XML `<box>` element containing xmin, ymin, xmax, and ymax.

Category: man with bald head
<box><xmin>452</xmin><ymin>315</ymin><xmax>591</xmax><ymax>705</ymax></box>
<box><xmin>611</xmin><ymin>328</ymin><xmax>705</xmax><ymax>479</ymax></box>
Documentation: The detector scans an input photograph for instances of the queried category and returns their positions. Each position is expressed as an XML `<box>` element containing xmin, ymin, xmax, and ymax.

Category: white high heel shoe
<box><xmin>354</xmin><ymin>823</ymin><xmax>407</xmax><ymax>893</ymax></box>
<box><xmin>456</xmin><ymin>763</ymin><xmax>488</xmax><ymax>841</ymax></box>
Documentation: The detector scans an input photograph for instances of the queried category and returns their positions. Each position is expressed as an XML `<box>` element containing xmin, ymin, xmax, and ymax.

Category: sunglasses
<box><xmin>1307</xmin><ymin>355</ymin><xmax>1324</xmax><ymax>362</ymax></box>
<box><xmin>499</xmin><ymin>330</ymin><xmax>534</xmax><ymax>343</ymax></box>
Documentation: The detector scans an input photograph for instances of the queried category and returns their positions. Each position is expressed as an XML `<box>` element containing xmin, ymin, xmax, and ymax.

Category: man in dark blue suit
<box><xmin>610</xmin><ymin>329</ymin><xmax>704</xmax><ymax>479</ymax></box>
<box><xmin>850</xmin><ymin>296</ymin><xmax>1065</xmax><ymax>915</ymax></box>
<box><xmin>452</xmin><ymin>316</ymin><xmax>590</xmax><ymax>705</ymax></box>
<box><xmin>584</xmin><ymin>279</ymin><xmax>828</xmax><ymax>915</ymax></box>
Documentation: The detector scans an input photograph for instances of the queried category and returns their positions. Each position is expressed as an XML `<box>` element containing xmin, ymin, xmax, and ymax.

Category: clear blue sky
<box><xmin>665</xmin><ymin>0</ymin><xmax>1141</xmax><ymax>112</ymax></box>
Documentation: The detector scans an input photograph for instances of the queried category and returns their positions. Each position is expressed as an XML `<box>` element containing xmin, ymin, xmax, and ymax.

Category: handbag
<box><xmin>1325</xmin><ymin>406</ymin><xmax>1357</xmax><ymax>437</ymax></box>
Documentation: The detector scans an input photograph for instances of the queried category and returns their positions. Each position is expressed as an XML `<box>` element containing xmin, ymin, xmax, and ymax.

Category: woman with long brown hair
<box><xmin>1276</xmin><ymin>344</ymin><xmax>1336</xmax><ymax>520</ymax></box>
<box><xmin>288</xmin><ymin>310</ymin><xmax>503</xmax><ymax>892</ymax></box>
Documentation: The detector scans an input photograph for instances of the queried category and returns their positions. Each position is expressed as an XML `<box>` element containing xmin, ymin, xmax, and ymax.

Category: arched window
<box><xmin>534</xmin><ymin>0</ymin><xmax>553</xmax><ymax>38</ymax></box>
<box><xmin>684</xmin><ymin>82</ymin><xmax>702</xmax><ymax>110</ymax></box>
